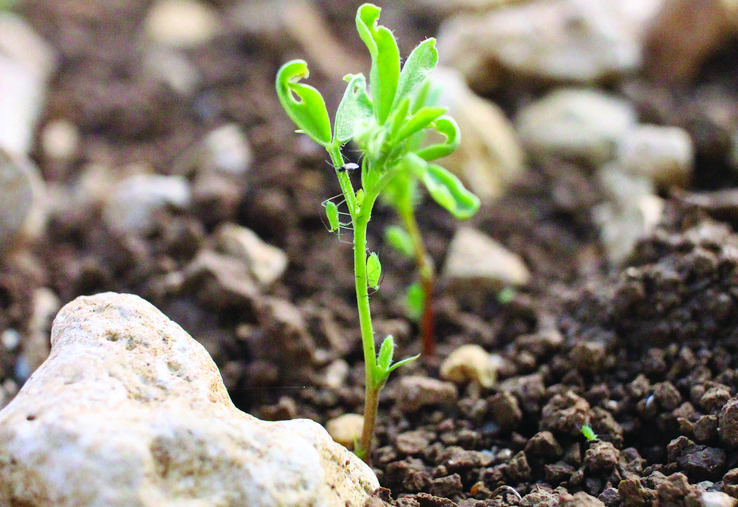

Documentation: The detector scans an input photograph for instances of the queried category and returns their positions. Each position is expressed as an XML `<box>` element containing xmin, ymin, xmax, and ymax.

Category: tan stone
<box><xmin>0</xmin><ymin>293</ymin><xmax>378</xmax><ymax>507</ymax></box>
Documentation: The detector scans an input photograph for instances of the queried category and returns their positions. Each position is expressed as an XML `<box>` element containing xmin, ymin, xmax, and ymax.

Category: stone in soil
<box><xmin>0</xmin><ymin>292</ymin><xmax>377</xmax><ymax>507</ymax></box>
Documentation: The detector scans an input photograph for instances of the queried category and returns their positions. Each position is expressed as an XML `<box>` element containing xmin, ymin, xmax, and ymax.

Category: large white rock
<box><xmin>0</xmin><ymin>293</ymin><xmax>378</xmax><ymax>507</ymax></box>
<box><xmin>515</xmin><ymin>88</ymin><xmax>637</xmax><ymax>167</ymax></box>
<box><xmin>438</xmin><ymin>0</ymin><xmax>660</xmax><ymax>91</ymax></box>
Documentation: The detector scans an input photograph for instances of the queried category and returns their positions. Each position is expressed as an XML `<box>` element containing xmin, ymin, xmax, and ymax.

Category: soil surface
<box><xmin>4</xmin><ymin>1</ymin><xmax>738</xmax><ymax>506</ymax></box>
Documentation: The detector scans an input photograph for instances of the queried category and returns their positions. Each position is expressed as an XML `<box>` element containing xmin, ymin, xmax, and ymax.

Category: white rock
<box><xmin>442</xmin><ymin>227</ymin><xmax>531</xmax><ymax>289</ymax></box>
<box><xmin>433</xmin><ymin>67</ymin><xmax>526</xmax><ymax>202</ymax></box>
<box><xmin>594</xmin><ymin>164</ymin><xmax>664</xmax><ymax>264</ymax></box>
<box><xmin>144</xmin><ymin>46</ymin><xmax>202</xmax><ymax>97</ymax></box>
<box><xmin>438</xmin><ymin>0</ymin><xmax>658</xmax><ymax>91</ymax></box>
<box><xmin>103</xmin><ymin>173</ymin><xmax>191</xmax><ymax>235</ymax></box>
<box><xmin>701</xmin><ymin>491</ymin><xmax>738</xmax><ymax>507</ymax></box>
<box><xmin>440</xmin><ymin>344</ymin><xmax>501</xmax><ymax>389</ymax></box>
<box><xmin>617</xmin><ymin>124</ymin><xmax>693</xmax><ymax>188</ymax></box>
<box><xmin>0</xmin><ymin>293</ymin><xmax>378</xmax><ymax>507</ymax></box>
<box><xmin>214</xmin><ymin>223</ymin><xmax>288</xmax><ymax>287</ymax></box>
<box><xmin>0</xmin><ymin>13</ymin><xmax>57</xmax><ymax>154</ymax></box>
<box><xmin>144</xmin><ymin>0</ymin><xmax>220</xmax><ymax>48</ymax></box>
<box><xmin>40</xmin><ymin>119</ymin><xmax>80</xmax><ymax>163</ymax></box>
<box><xmin>0</xmin><ymin>149</ymin><xmax>46</xmax><ymax>253</ymax></box>
<box><xmin>200</xmin><ymin>124</ymin><xmax>253</xmax><ymax>176</ymax></box>
<box><xmin>515</xmin><ymin>88</ymin><xmax>637</xmax><ymax>167</ymax></box>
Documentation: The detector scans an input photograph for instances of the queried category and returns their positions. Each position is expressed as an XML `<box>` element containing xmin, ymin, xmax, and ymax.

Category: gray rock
<box><xmin>515</xmin><ymin>88</ymin><xmax>637</xmax><ymax>167</ymax></box>
<box><xmin>438</xmin><ymin>0</ymin><xmax>657</xmax><ymax>91</ymax></box>
<box><xmin>442</xmin><ymin>226</ymin><xmax>531</xmax><ymax>289</ymax></box>
<box><xmin>617</xmin><ymin>124</ymin><xmax>694</xmax><ymax>188</ymax></box>
<box><xmin>0</xmin><ymin>293</ymin><xmax>378</xmax><ymax>506</ymax></box>
<box><xmin>214</xmin><ymin>223</ymin><xmax>287</xmax><ymax>287</ymax></box>
<box><xmin>144</xmin><ymin>0</ymin><xmax>220</xmax><ymax>48</ymax></box>
<box><xmin>392</xmin><ymin>375</ymin><xmax>458</xmax><ymax>412</ymax></box>
<box><xmin>103</xmin><ymin>173</ymin><xmax>191</xmax><ymax>235</ymax></box>
<box><xmin>0</xmin><ymin>13</ymin><xmax>57</xmax><ymax>154</ymax></box>
<box><xmin>593</xmin><ymin>163</ymin><xmax>664</xmax><ymax>264</ymax></box>
<box><xmin>433</xmin><ymin>67</ymin><xmax>526</xmax><ymax>203</ymax></box>
<box><xmin>0</xmin><ymin>149</ymin><xmax>46</xmax><ymax>253</ymax></box>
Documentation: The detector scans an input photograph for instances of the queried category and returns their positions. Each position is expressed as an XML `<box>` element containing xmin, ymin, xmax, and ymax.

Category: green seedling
<box><xmin>381</xmin><ymin>78</ymin><xmax>479</xmax><ymax>356</ymax></box>
<box><xmin>276</xmin><ymin>2</ymin><xmax>478</xmax><ymax>461</ymax></box>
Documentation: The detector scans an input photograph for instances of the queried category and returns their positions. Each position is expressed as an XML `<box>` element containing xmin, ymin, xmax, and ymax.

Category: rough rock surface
<box><xmin>0</xmin><ymin>292</ymin><xmax>378</xmax><ymax>507</ymax></box>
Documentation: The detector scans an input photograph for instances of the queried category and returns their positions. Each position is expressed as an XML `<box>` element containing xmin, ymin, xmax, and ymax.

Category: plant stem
<box><xmin>354</xmin><ymin>204</ymin><xmax>379</xmax><ymax>461</ymax></box>
<box><xmin>326</xmin><ymin>144</ymin><xmax>381</xmax><ymax>462</ymax></box>
<box><xmin>398</xmin><ymin>206</ymin><xmax>436</xmax><ymax>356</ymax></box>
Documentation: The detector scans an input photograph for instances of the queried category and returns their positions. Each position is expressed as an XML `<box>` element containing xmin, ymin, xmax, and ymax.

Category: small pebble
<box><xmin>439</xmin><ymin>344</ymin><xmax>500</xmax><ymax>388</ymax></box>
<box><xmin>325</xmin><ymin>413</ymin><xmax>364</xmax><ymax>450</ymax></box>
<box><xmin>393</xmin><ymin>376</ymin><xmax>458</xmax><ymax>412</ymax></box>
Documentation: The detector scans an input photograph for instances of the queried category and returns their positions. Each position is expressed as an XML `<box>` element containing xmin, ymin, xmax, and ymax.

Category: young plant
<box><xmin>276</xmin><ymin>3</ymin><xmax>479</xmax><ymax>461</ymax></box>
<box><xmin>381</xmin><ymin>79</ymin><xmax>479</xmax><ymax>356</ymax></box>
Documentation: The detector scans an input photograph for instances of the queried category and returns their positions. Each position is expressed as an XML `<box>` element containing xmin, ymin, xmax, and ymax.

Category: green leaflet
<box><xmin>275</xmin><ymin>60</ymin><xmax>332</xmax><ymax>147</ymax></box>
<box><xmin>416</xmin><ymin>116</ymin><xmax>460</xmax><ymax>161</ymax></box>
<box><xmin>385</xmin><ymin>224</ymin><xmax>415</xmax><ymax>259</ymax></box>
<box><xmin>422</xmin><ymin>164</ymin><xmax>480</xmax><ymax>220</ymax></box>
<box><xmin>335</xmin><ymin>74</ymin><xmax>373</xmax><ymax>144</ymax></box>
<box><xmin>356</xmin><ymin>3</ymin><xmax>400</xmax><ymax>125</ymax></box>
<box><xmin>393</xmin><ymin>38</ymin><xmax>439</xmax><ymax>110</ymax></box>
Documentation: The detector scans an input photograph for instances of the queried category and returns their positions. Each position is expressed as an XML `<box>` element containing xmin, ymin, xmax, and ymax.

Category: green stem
<box><xmin>354</xmin><ymin>198</ymin><xmax>378</xmax><ymax>461</ymax></box>
<box><xmin>326</xmin><ymin>144</ymin><xmax>356</xmax><ymax>215</ymax></box>
<box><xmin>398</xmin><ymin>206</ymin><xmax>436</xmax><ymax>356</ymax></box>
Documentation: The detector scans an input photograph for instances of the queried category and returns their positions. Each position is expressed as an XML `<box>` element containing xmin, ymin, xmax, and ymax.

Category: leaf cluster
<box><xmin>275</xmin><ymin>3</ymin><xmax>479</xmax><ymax>220</ymax></box>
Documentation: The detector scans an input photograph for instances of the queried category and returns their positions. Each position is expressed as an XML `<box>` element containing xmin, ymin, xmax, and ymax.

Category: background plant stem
<box><xmin>398</xmin><ymin>205</ymin><xmax>436</xmax><ymax>356</ymax></box>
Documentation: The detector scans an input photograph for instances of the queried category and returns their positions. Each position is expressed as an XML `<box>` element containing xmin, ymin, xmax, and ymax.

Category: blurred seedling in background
<box><xmin>381</xmin><ymin>78</ymin><xmax>479</xmax><ymax>356</ymax></box>
<box><xmin>276</xmin><ymin>2</ymin><xmax>479</xmax><ymax>461</ymax></box>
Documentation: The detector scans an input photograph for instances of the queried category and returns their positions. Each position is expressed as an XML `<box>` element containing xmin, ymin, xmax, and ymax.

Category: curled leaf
<box><xmin>394</xmin><ymin>106</ymin><xmax>447</xmax><ymax>145</ymax></box>
<box><xmin>417</xmin><ymin>116</ymin><xmax>460</xmax><ymax>161</ymax></box>
<box><xmin>422</xmin><ymin>164</ymin><xmax>480</xmax><ymax>219</ymax></box>
<box><xmin>275</xmin><ymin>60</ymin><xmax>332</xmax><ymax>146</ymax></box>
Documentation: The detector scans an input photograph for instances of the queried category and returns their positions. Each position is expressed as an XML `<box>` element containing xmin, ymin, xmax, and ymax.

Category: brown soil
<box><xmin>4</xmin><ymin>1</ymin><xmax>738</xmax><ymax>505</ymax></box>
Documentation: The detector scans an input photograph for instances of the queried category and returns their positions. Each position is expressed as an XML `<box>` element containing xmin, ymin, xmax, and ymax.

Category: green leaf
<box><xmin>275</xmin><ymin>60</ymin><xmax>332</xmax><ymax>146</ymax></box>
<box><xmin>422</xmin><ymin>164</ymin><xmax>480</xmax><ymax>219</ymax></box>
<box><xmin>366</xmin><ymin>251</ymin><xmax>382</xmax><ymax>290</ymax></box>
<box><xmin>356</xmin><ymin>3</ymin><xmax>400</xmax><ymax>125</ymax></box>
<box><xmin>416</xmin><ymin>116</ymin><xmax>460</xmax><ymax>161</ymax></box>
<box><xmin>405</xmin><ymin>282</ymin><xmax>424</xmax><ymax>321</ymax></box>
<box><xmin>393</xmin><ymin>38</ymin><xmax>438</xmax><ymax>109</ymax></box>
<box><xmin>394</xmin><ymin>106</ymin><xmax>447</xmax><ymax>144</ymax></box>
<box><xmin>377</xmin><ymin>335</ymin><xmax>395</xmax><ymax>371</ymax></box>
<box><xmin>385</xmin><ymin>225</ymin><xmax>415</xmax><ymax>258</ymax></box>
<box><xmin>324</xmin><ymin>200</ymin><xmax>339</xmax><ymax>232</ymax></box>
<box><xmin>335</xmin><ymin>73</ymin><xmax>373</xmax><ymax>144</ymax></box>
<box><xmin>387</xmin><ymin>353</ymin><xmax>420</xmax><ymax>374</ymax></box>
<box><xmin>387</xmin><ymin>97</ymin><xmax>411</xmax><ymax>145</ymax></box>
